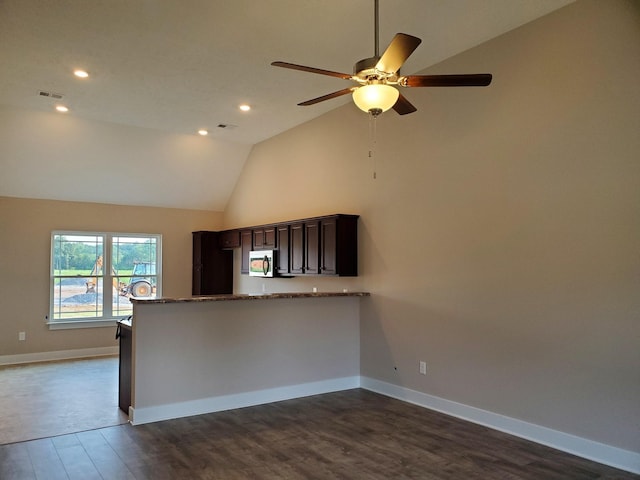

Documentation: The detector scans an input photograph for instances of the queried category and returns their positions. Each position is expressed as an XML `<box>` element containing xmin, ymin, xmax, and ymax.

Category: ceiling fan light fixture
<box><xmin>352</xmin><ymin>84</ymin><xmax>399</xmax><ymax>115</ymax></box>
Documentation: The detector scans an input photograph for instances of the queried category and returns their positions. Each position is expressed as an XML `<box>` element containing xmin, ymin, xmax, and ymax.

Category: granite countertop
<box><xmin>130</xmin><ymin>291</ymin><xmax>370</xmax><ymax>304</ymax></box>
<box><xmin>117</xmin><ymin>317</ymin><xmax>132</xmax><ymax>327</ymax></box>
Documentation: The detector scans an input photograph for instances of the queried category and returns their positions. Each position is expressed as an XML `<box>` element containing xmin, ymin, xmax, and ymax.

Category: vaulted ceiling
<box><xmin>0</xmin><ymin>0</ymin><xmax>574</xmax><ymax>210</ymax></box>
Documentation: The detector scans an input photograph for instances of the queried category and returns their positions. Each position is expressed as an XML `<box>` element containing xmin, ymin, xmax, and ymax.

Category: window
<box><xmin>50</xmin><ymin>232</ymin><xmax>161</xmax><ymax>329</ymax></box>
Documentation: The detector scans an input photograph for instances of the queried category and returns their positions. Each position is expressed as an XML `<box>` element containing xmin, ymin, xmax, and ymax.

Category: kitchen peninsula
<box><xmin>125</xmin><ymin>291</ymin><xmax>369</xmax><ymax>425</ymax></box>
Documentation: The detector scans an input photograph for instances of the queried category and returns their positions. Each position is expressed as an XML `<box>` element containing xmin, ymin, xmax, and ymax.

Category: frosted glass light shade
<box><xmin>352</xmin><ymin>84</ymin><xmax>399</xmax><ymax>114</ymax></box>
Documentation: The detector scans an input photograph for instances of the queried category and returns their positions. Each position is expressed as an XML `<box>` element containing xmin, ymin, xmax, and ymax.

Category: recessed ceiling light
<box><xmin>55</xmin><ymin>105</ymin><xmax>69</xmax><ymax>113</ymax></box>
<box><xmin>74</xmin><ymin>70</ymin><xmax>89</xmax><ymax>78</ymax></box>
<box><xmin>239</xmin><ymin>104</ymin><xmax>251</xmax><ymax>112</ymax></box>
<box><xmin>198</xmin><ymin>129</ymin><xmax>208</xmax><ymax>136</ymax></box>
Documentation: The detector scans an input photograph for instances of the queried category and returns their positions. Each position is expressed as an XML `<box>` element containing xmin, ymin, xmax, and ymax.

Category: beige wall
<box><xmin>224</xmin><ymin>0</ymin><xmax>640</xmax><ymax>453</ymax></box>
<box><xmin>0</xmin><ymin>196</ymin><xmax>221</xmax><ymax>356</ymax></box>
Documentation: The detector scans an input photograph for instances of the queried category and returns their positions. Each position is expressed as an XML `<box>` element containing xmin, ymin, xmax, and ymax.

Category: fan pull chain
<box><xmin>368</xmin><ymin>112</ymin><xmax>378</xmax><ymax>179</ymax></box>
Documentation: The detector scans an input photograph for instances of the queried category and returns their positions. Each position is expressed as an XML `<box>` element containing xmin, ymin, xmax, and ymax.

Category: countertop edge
<box><xmin>130</xmin><ymin>291</ymin><xmax>370</xmax><ymax>304</ymax></box>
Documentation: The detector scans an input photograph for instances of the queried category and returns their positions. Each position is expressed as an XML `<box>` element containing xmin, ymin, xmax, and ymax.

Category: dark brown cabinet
<box><xmin>320</xmin><ymin>215</ymin><xmax>358</xmax><ymax>276</ymax></box>
<box><xmin>215</xmin><ymin>213</ymin><xmax>358</xmax><ymax>278</ymax></box>
<box><xmin>192</xmin><ymin>231</ymin><xmax>233</xmax><ymax>295</ymax></box>
<box><xmin>264</xmin><ymin>226</ymin><xmax>276</xmax><ymax>249</ymax></box>
<box><xmin>252</xmin><ymin>229</ymin><xmax>264</xmax><ymax>249</ymax></box>
<box><xmin>320</xmin><ymin>217</ymin><xmax>337</xmax><ymax>275</ymax></box>
<box><xmin>240</xmin><ymin>230</ymin><xmax>252</xmax><ymax>274</ymax></box>
<box><xmin>276</xmin><ymin>224</ymin><xmax>290</xmax><ymax>275</ymax></box>
<box><xmin>253</xmin><ymin>225</ymin><xmax>276</xmax><ymax>250</ymax></box>
<box><xmin>218</xmin><ymin>230</ymin><xmax>240</xmax><ymax>249</ymax></box>
<box><xmin>290</xmin><ymin>222</ymin><xmax>305</xmax><ymax>275</ymax></box>
<box><xmin>117</xmin><ymin>320</ymin><xmax>132</xmax><ymax>414</ymax></box>
<box><xmin>304</xmin><ymin>220</ymin><xmax>320</xmax><ymax>274</ymax></box>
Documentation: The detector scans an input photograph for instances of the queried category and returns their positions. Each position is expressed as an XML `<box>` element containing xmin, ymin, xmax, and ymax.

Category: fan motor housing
<box><xmin>354</xmin><ymin>56</ymin><xmax>380</xmax><ymax>78</ymax></box>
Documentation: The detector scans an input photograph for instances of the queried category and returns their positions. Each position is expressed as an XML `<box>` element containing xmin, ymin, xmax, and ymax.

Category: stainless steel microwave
<box><xmin>249</xmin><ymin>250</ymin><xmax>274</xmax><ymax>277</ymax></box>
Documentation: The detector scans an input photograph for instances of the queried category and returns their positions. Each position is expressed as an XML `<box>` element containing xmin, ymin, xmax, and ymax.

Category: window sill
<box><xmin>47</xmin><ymin>319</ymin><xmax>118</xmax><ymax>330</ymax></box>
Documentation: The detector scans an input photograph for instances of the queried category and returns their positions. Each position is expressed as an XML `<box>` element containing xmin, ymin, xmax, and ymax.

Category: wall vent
<box><xmin>38</xmin><ymin>90</ymin><xmax>64</xmax><ymax>100</ymax></box>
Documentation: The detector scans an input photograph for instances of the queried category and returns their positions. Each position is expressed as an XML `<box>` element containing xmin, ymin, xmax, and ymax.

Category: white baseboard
<box><xmin>130</xmin><ymin>376</ymin><xmax>361</xmax><ymax>426</ymax></box>
<box><xmin>361</xmin><ymin>376</ymin><xmax>640</xmax><ymax>475</ymax></box>
<box><xmin>0</xmin><ymin>346</ymin><xmax>119</xmax><ymax>366</ymax></box>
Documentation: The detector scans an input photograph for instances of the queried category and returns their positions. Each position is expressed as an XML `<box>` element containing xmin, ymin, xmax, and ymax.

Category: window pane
<box><xmin>112</xmin><ymin>236</ymin><xmax>158</xmax><ymax>304</ymax></box>
<box><xmin>112</xmin><ymin>290</ymin><xmax>133</xmax><ymax>317</ymax></box>
<box><xmin>51</xmin><ymin>234</ymin><xmax>104</xmax><ymax>320</ymax></box>
<box><xmin>51</xmin><ymin>232</ymin><xmax>160</xmax><ymax>323</ymax></box>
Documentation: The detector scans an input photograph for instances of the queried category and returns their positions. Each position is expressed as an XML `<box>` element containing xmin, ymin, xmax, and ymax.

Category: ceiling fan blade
<box><xmin>298</xmin><ymin>87</ymin><xmax>357</xmax><ymax>106</ymax></box>
<box><xmin>375</xmin><ymin>33</ymin><xmax>422</xmax><ymax>74</ymax></box>
<box><xmin>402</xmin><ymin>74</ymin><xmax>493</xmax><ymax>87</ymax></box>
<box><xmin>392</xmin><ymin>93</ymin><xmax>417</xmax><ymax>115</ymax></box>
<box><xmin>271</xmin><ymin>61</ymin><xmax>353</xmax><ymax>80</ymax></box>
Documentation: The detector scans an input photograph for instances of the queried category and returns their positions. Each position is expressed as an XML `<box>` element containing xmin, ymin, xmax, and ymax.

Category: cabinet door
<box><xmin>264</xmin><ymin>226</ymin><xmax>276</xmax><ymax>249</ymax></box>
<box><xmin>192</xmin><ymin>232</ymin><xmax>205</xmax><ymax>294</ymax></box>
<box><xmin>276</xmin><ymin>225</ymin><xmax>290</xmax><ymax>275</ymax></box>
<box><xmin>290</xmin><ymin>223</ymin><xmax>305</xmax><ymax>274</ymax></box>
<box><xmin>332</xmin><ymin>215</ymin><xmax>358</xmax><ymax>276</ymax></box>
<box><xmin>253</xmin><ymin>229</ymin><xmax>264</xmax><ymax>249</ymax></box>
<box><xmin>305</xmin><ymin>221</ymin><xmax>320</xmax><ymax>274</ymax></box>
<box><xmin>192</xmin><ymin>231</ymin><xmax>233</xmax><ymax>294</ymax></box>
<box><xmin>320</xmin><ymin>217</ymin><xmax>337</xmax><ymax>275</ymax></box>
<box><xmin>240</xmin><ymin>230</ymin><xmax>252</xmax><ymax>274</ymax></box>
<box><xmin>218</xmin><ymin>230</ymin><xmax>240</xmax><ymax>249</ymax></box>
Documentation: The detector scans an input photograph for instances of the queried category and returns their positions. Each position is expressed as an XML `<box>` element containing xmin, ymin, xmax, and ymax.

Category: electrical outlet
<box><xmin>18</xmin><ymin>331</ymin><xmax>26</xmax><ymax>341</ymax></box>
<box><xmin>419</xmin><ymin>361</ymin><xmax>427</xmax><ymax>375</ymax></box>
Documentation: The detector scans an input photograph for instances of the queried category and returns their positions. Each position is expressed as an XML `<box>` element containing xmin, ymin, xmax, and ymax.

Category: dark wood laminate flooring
<box><xmin>1</xmin><ymin>389</ymin><xmax>637</xmax><ymax>479</ymax></box>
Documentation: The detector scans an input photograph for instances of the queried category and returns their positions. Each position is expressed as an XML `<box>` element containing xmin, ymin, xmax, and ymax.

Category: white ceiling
<box><xmin>0</xmin><ymin>0</ymin><xmax>574</xmax><ymax>210</ymax></box>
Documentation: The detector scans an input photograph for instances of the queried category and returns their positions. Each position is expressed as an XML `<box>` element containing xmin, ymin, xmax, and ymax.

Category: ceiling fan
<box><xmin>272</xmin><ymin>0</ymin><xmax>492</xmax><ymax>117</ymax></box>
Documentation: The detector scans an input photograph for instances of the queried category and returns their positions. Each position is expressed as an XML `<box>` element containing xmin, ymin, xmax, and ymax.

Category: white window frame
<box><xmin>49</xmin><ymin>231</ymin><xmax>162</xmax><ymax>330</ymax></box>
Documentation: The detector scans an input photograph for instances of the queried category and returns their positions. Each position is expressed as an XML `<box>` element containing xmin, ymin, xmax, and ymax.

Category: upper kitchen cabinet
<box><xmin>276</xmin><ymin>224</ymin><xmax>290</xmax><ymax>275</ymax></box>
<box><xmin>192</xmin><ymin>231</ymin><xmax>233</xmax><ymax>295</ymax></box>
<box><xmin>240</xmin><ymin>230</ymin><xmax>252</xmax><ymax>275</ymax></box>
<box><xmin>287</xmin><ymin>215</ymin><xmax>358</xmax><ymax>277</ymax></box>
<box><xmin>320</xmin><ymin>215</ymin><xmax>358</xmax><ymax>276</ymax></box>
<box><xmin>218</xmin><ymin>230</ymin><xmax>240</xmax><ymax>249</ymax></box>
<box><xmin>217</xmin><ymin>214</ymin><xmax>359</xmax><ymax>277</ymax></box>
<box><xmin>289</xmin><ymin>222</ymin><xmax>305</xmax><ymax>275</ymax></box>
<box><xmin>253</xmin><ymin>225</ymin><xmax>276</xmax><ymax>250</ymax></box>
<box><xmin>304</xmin><ymin>220</ymin><xmax>320</xmax><ymax>275</ymax></box>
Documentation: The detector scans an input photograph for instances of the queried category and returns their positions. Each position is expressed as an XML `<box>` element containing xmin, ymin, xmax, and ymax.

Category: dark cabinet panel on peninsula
<box><xmin>192</xmin><ymin>231</ymin><xmax>233</xmax><ymax>295</ymax></box>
